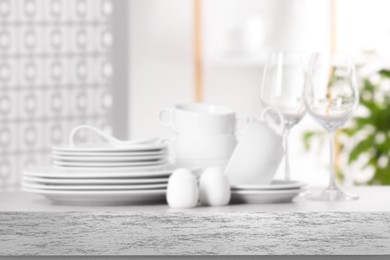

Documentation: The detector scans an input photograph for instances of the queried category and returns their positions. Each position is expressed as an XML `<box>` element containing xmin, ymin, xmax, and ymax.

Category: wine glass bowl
<box><xmin>304</xmin><ymin>52</ymin><xmax>359</xmax><ymax>201</ymax></box>
<box><xmin>305</xmin><ymin>54</ymin><xmax>359</xmax><ymax>132</ymax></box>
<box><xmin>260</xmin><ymin>52</ymin><xmax>307</xmax><ymax>180</ymax></box>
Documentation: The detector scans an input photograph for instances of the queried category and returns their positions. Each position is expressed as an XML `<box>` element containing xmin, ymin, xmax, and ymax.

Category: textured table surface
<box><xmin>1</xmin><ymin>187</ymin><xmax>390</xmax><ymax>255</ymax></box>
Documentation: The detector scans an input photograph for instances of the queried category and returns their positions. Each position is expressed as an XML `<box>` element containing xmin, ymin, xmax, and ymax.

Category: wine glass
<box><xmin>260</xmin><ymin>52</ymin><xmax>307</xmax><ymax>180</ymax></box>
<box><xmin>304</xmin><ymin>52</ymin><xmax>359</xmax><ymax>201</ymax></box>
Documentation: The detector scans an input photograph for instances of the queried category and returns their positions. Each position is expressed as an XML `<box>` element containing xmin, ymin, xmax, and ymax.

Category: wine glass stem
<box><xmin>283</xmin><ymin>128</ymin><xmax>290</xmax><ymax>181</ymax></box>
<box><xmin>328</xmin><ymin>130</ymin><xmax>337</xmax><ymax>189</ymax></box>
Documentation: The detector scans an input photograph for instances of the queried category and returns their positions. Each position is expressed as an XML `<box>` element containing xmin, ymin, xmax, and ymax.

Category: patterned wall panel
<box><xmin>0</xmin><ymin>0</ymin><xmax>114</xmax><ymax>188</ymax></box>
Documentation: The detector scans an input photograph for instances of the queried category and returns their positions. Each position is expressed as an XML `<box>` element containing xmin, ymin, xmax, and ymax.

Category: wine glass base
<box><xmin>305</xmin><ymin>186</ymin><xmax>358</xmax><ymax>201</ymax></box>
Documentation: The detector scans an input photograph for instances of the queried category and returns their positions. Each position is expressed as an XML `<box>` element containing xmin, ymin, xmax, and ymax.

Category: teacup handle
<box><xmin>260</xmin><ymin>107</ymin><xmax>285</xmax><ymax>135</ymax></box>
<box><xmin>158</xmin><ymin>108</ymin><xmax>173</xmax><ymax>127</ymax></box>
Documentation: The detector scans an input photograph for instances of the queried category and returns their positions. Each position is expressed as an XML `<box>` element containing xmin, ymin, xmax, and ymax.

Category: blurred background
<box><xmin>1</xmin><ymin>0</ymin><xmax>390</xmax><ymax>189</ymax></box>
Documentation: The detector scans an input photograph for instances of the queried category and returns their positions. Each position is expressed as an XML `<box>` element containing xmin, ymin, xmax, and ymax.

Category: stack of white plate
<box><xmin>22</xmin><ymin>143</ymin><xmax>178</xmax><ymax>205</ymax></box>
<box><xmin>51</xmin><ymin>143</ymin><xmax>169</xmax><ymax>170</ymax></box>
<box><xmin>230</xmin><ymin>180</ymin><xmax>306</xmax><ymax>204</ymax></box>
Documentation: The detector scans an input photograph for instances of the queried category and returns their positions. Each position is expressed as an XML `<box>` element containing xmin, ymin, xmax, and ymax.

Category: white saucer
<box><xmin>23</xmin><ymin>176</ymin><xmax>168</xmax><ymax>185</ymax></box>
<box><xmin>23</xmin><ymin>187</ymin><xmax>167</xmax><ymax>205</ymax></box>
<box><xmin>22</xmin><ymin>181</ymin><xmax>167</xmax><ymax>191</ymax></box>
<box><xmin>231</xmin><ymin>180</ymin><xmax>306</xmax><ymax>191</ymax></box>
<box><xmin>23</xmin><ymin>166</ymin><xmax>176</xmax><ymax>179</ymax></box>
<box><xmin>231</xmin><ymin>189</ymin><xmax>303</xmax><ymax>204</ymax></box>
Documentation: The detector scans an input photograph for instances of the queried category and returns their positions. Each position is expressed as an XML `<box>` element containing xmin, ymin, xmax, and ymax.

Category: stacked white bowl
<box><xmin>159</xmin><ymin>103</ymin><xmax>239</xmax><ymax>170</ymax></box>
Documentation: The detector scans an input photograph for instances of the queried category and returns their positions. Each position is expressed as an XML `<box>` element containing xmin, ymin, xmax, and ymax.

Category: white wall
<box><xmin>128</xmin><ymin>0</ymin><xmax>194</xmax><ymax>139</ymax></box>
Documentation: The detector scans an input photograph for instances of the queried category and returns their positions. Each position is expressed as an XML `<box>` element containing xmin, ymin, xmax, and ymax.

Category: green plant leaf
<box><xmin>342</xmin><ymin>128</ymin><xmax>358</xmax><ymax>137</ymax></box>
<box><xmin>302</xmin><ymin>131</ymin><xmax>318</xmax><ymax>151</ymax></box>
<box><xmin>363</xmin><ymin>79</ymin><xmax>376</xmax><ymax>93</ymax></box>
<box><xmin>348</xmin><ymin>135</ymin><xmax>375</xmax><ymax>163</ymax></box>
<box><xmin>354</xmin><ymin>117</ymin><xmax>374</xmax><ymax>128</ymax></box>
<box><xmin>369</xmin><ymin>168</ymin><xmax>390</xmax><ymax>185</ymax></box>
<box><xmin>379</xmin><ymin>69</ymin><xmax>390</xmax><ymax>78</ymax></box>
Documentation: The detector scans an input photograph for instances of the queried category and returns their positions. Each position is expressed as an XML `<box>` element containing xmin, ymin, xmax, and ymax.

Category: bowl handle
<box><xmin>69</xmin><ymin>125</ymin><xmax>160</xmax><ymax>147</ymax></box>
<box><xmin>158</xmin><ymin>108</ymin><xmax>173</xmax><ymax>127</ymax></box>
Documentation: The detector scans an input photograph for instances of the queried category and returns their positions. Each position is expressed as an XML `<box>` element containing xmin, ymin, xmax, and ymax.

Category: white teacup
<box><xmin>175</xmin><ymin>158</ymin><xmax>230</xmax><ymax>172</ymax></box>
<box><xmin>173</xmin><ymin>133</ymin><xmax>237</xmax><ymax>160</ymax></box>
<box><xmin>225</xmin><ymin>107</ymin><xmax>285</xmax><ymax>186</ymax></box>
<box><xmin>159</xmin><ymin>103</ymin><xmax>244</xmax><ymax>135</ymax></box>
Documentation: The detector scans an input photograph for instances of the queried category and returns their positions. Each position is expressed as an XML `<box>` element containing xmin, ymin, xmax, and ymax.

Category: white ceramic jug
<box><xmin>225</xmin><ymin>107</ymin><xmax>285</xmax><ymax>185</ymax></box>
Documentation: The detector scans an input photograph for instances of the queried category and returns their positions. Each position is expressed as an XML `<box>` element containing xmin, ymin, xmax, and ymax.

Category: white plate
<box><xmin>23</xmin><ymin>176</ymin><xmax>168</xmax><ymax>185</ymax></box>
<box><xmin>52</xmin><ymin>150</ymin><xmax>168</xmax><ymax>157</ymax></box>
<box><xmin>53</xmin><ymin>159</ymin><xmax>167</xmax><ymax>168</ymax></box>
<box><xmin>23</xmin><ymin>166</ymin><xmax>176</xmax><ymax>179</ymax></box>
<box><xmin>231</xmin><ymin>189</ymin><xmax>303</xmax><ymax>204</ymax></box>
<box><xmin>23</xmin><ymin>187</ymin><xmax>167</xmax><ymax>205</ymax></box>
<box><xmin>52</xmin><ymin>154</ymin><xmax>167</xmax><ymax>163</ymax></box>
<box><xmin>53</xmin><ymin>144</ymin><xmax>167</xmax><ymax>153</ymax></box>
<box><xmin>51</xmin><ymin>163</ymin><xmax>173</xmax><ymax>173</ymax></box>
<box><xmin>22</xmin><ymin>181</ymin><xmax>167</xmax><ymax>191</ymax></box>
<box><xmin>231</xmin><ymin>180</ymin><xmax>306</xmax><ymax>191</ymax></box>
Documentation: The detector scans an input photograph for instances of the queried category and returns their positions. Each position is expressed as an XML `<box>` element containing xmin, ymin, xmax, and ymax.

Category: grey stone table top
<box><xmin>1</xmin><ymin>187</ymin><xmax>390</xmax><ymax>255</ymax></box>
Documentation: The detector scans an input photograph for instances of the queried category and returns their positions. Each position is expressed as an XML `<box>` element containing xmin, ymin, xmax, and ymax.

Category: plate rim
<box><xmin>51</xmin><ymin>163</ymin><xmax>173</xmax><ymax>172</ymax></box>
<box><xmin>23</xmin><ymin>187</ymin><xmax>167</xmax><ymax>195</ymax></box>
<box><xmin>52</xmin><ymin>160</ymin><xmax>167</xmax><ymax>167</ymax></box>
<box><xmin>22</xmin><ymin>181</ymin><xmax>168</xmax><ymax>190</ymax></box>
<box><xmin>53</xmin><ymin>144</ymin><xmax>168</xmax><ymax>153</ymax></box>
<box><xmin>231</xmin><ymin>189</ymin><xmax>303</xmax><ymax>195</ymax></box>
<box><xmin>52</xmin><ymin>155</ymin><xmax>167</xmax><ymax>162</ymax></box>
<box><xmin>230</xmin><ymin>181</ymin><xmax>306</xmax><ymax>190</ymax></box>
<box><xmin>22</xmin><ymin>175</ymin><xmax>169</xmax><ymax>184</ymax></box>
<box><xmin>52</xmin><ymin>150</ymin><xmax>168</xmax><ymax>157</ymax></box>
<box><xmin>22</xmin><ymin>164</ymin><xmax>185</xmax><ymax>178</ymax></box>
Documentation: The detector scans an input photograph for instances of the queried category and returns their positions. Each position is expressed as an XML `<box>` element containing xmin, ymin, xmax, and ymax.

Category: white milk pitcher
<box><xmin>225</xmin><ymin>107</ymin><xmax>285</xmax><ymax>185</ymax></box>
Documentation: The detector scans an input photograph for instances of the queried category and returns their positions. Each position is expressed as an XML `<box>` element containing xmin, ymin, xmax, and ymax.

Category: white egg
<box><xmin>199</xmin><ymin>167</ymin><xmax>231</xmax><ymax>206</ymax></box>
<box><xmin>166</xmin><ymin>168</ymin><xmax>199</xmax><ymax>209</ymax></box>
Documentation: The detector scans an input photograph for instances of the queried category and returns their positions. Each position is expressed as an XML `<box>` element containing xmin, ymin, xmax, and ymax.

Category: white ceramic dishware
<box><xmin>68</xmin><ymin>125</ymin><xmax>162</xmax><ymax>148</ymax></box>
<box><xmin>166</xmin><ymin>168</ymin><xmax>199</xmax><ymax>208</ymax></box>
<box><xmin>231</xmin><ymin>180</ymin><xmax>306</xmax><ymax>190</ymax></box>
<box><xmin>23</xmin><ymin>175</ymin><xmax>168</xmax><ymax>185</ymax></box>
<box><xmin>173</xmin><ymin>134</ymin><xmax>236</xmax><ymax>160</ymax></box>
<box><xmin>52</xmin><ymin>160</ymin><xmax>167</xmax><ymax>168</ymax></box>
<box><xmin>175</xmin><ymin>158</ymin><xmax>229</xmax><ymax>171</ymax></box>
<box><xmin>52</xmin><ymin>150</ymin><xmax>167</xmax><ymax>157</ymax></box>
<box><xmin>230</xmin><ymin>189</ymin><xmax>302</xmax><ymax>204</ymax></box>
<box><xmin>23</xmin><ymin>166</ymin><xmax>176</xmax><ymax>179</ymax></box>
<box><xmin>159</xmin><ymin>103</ymin><xmax>241</xmax><ymax>135</ymax></box>
<box><xmin>225</xmin><ymin>107</ymin><xmax>285</xmax><ymax>186</ymax></box>
<box><xmin>22</xmin><ymin>188</ymin><xmax>167</xmax><ymax>205</ymax></box>
<box><xmin>52</xmin><ymin>154</ymin><xmax>167</xmax><ymax>162</ymax></box>
<box><xmin>22</xmin><ymin>124</ymin><xmax>176</xmax><ymax>206</ymax></box>
<box><xmin>199</xmin><ymin>167</ymin><xmax>231</xmax><ymax>206</ymax></box>
<box><xmin>22</xmin><ymin>181</ymin><xmax>167</xmax><ymax>191</ymax></box>
<box><xmin>50</xmin><ymin>165</ymin><xmax>172</xmax><ymax>172</ymax></box>
<box><xmin>53</xmin><ymin>144</ymin><xmax>167</xmax><ymax>153</ymax></box>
